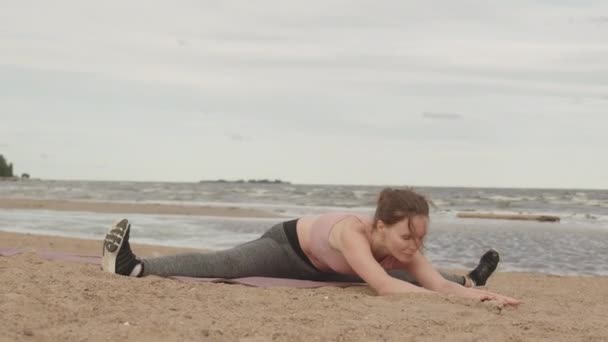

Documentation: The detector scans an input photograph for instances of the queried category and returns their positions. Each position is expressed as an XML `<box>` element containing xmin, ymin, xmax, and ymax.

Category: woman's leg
<box><xmin>386</xmin><ymin>269</ymin><xmax>466</xmax><ymax>286</ymax></box>
<box><xmin>318</xmin><ymin>250</ymin><xmax>501</xmax><ymax>287</ymax></box>
<box><xmin>101</xmin><ymin>219</ymin><xmax>322</xmax><ymax>279</ymax></box>
<box><xmin>142</xmin><ymin>237</ymin><xmax>299</xmax><ymax>278</ymax></box>
<box><xmin>318</xmin><ymin>269</ymin><xmax>466</xmax><ymax>285</ymax></box>
<box><xmin>388</xmin><ymin>250</ymin><xmax>500</xmax><ymax>286</ymax></box>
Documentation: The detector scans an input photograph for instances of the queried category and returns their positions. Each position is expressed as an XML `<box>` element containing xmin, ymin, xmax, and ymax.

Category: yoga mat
<box><xmin>0</xmin><ymin>247</ymin><xmax>25</xmax><ymax>257</ymax></box>
<box><xmin>0</xmin><ymin>247</ymin><xmax>361</xmax><ymax>289</ymax></box>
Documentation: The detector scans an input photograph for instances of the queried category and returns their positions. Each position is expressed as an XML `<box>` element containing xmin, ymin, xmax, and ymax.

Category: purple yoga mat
<box><xmin>0</xmin><ymin>247</ymin><xmax>361</xmax><ymax>288</ymax></box>
<box><xmin>37</xmin><ymin>250</ymin><xmax>102</xmax><ymax>265</ymax></box>
<box><xmin>172</xmin><ymin>276</ymin><xmax>360</xmax><ymax>288</ymax></box>
<box><xmin>0</xmin><ymin>247</ymin><xmax>25</xmax><ymax>257</ymax></box>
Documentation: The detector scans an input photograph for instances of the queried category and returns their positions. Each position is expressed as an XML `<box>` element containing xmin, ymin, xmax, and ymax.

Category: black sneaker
<box><xmin>467</xmin><ymin>249</ymin><xmax>500</xmax><ymax>286</ymax></box>
<box><xmin>102</xmin><ymin>219</ymin><xmax>142</xmax><ymax>276</ymax></box>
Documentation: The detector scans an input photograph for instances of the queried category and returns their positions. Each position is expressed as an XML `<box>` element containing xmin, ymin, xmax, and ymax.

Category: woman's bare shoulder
<box><xmin>329</xmin><ymin>215</ymin><xmax>369</xmax><ymax>249</ymax></box>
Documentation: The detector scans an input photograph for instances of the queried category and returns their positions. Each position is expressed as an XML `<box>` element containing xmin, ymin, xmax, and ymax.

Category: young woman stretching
<box><xmin>101</xmin><ymin>188</ymin><xmax>520</xmax><ymax>306</ymax></box>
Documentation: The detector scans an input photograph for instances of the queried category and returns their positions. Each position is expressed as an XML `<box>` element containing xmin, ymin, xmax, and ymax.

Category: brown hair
<box><xmin>373</xmin><ymin>188</ymin><xmax>430</xmax><ymax>229</ymax></box>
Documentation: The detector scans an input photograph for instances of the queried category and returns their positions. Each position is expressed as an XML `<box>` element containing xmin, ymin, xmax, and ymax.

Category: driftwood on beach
<box><xmin>457</xmin><ymin>212</ymin><xmax>561</xmax><ymax>222</ymax></box>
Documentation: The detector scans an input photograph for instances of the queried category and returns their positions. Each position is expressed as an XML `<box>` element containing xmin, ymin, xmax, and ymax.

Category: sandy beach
<box><xmin>2</xmin><ymin>228</ymin><xmax>608</xmax><ymax>342</ymax></box>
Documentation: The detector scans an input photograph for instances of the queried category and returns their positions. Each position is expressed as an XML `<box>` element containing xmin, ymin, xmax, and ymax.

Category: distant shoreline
<box><xmin>1</xmin><ymin>177</ymin><xmax>606</xmax><ymax>191</ymax></box>
<box><xmin>199</xmin><ymin>179</ymin><xmax>291</xmax><ymax>185</ymax></box>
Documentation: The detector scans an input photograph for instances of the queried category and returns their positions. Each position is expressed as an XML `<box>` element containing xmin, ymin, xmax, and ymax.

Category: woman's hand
<box><xmin>437</xmin><ymin>280</ymin><xmax>522</xmax><ymax>306</ymax></box>
<box><xmin>462</xmin><ymin>288</ymin><xmax>522</xmax><ymax>306</ymax></box>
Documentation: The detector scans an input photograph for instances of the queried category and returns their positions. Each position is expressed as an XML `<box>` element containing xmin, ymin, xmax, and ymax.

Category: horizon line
<box><xmin>5</xmin><ymin>176</ymin><xmax>607</xmax><ymax>192</ymax></box>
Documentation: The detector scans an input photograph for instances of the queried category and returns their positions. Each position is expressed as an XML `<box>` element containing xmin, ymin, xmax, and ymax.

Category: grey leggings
<box><xmin>142</xmin><ymin>221</ymin><xmax>465</xmax><ymax>286</ymax></box>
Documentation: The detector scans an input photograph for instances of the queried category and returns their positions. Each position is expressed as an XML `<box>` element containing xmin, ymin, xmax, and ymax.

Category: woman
<box><xmin>102</xmin><ymin>188</ymin><xmax>520</xmax><ymax>305</ymax></box>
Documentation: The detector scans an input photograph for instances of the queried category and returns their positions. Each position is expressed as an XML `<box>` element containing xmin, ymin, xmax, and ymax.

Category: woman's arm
<box><xmin>403</xmin><ymin>252</ymin><xmax>522</xmax><ymax>306</ymax></box>
<box><xmin>335</xmin><ymin>218</ymin><xmax>431</xmax><ymax>296</ymax></box>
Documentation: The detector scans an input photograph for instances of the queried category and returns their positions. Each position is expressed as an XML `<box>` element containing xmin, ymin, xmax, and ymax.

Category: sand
<box><xmin>0</xmin><ymin>198</ymin><xmax>279</xmax><ymax>218</ymax></box>
<box><xmin>1</xmin><ymin>199</ymin><xmax>608</xmax><ymax>341</ymax></box>
<box><xmin>1</xmin><ymin>232</ymin><xmax>607</xmax><ymax>341</ymax></box>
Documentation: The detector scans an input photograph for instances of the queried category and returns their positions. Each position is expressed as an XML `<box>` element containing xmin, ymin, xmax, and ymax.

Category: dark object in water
<box><xmin>457</xmin><ymin>212</ymin><xmax>561</xmax><ymax>222</ymax></box>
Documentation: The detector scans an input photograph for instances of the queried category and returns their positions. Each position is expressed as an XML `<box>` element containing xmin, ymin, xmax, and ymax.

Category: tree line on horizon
<box><xmin>199</xmin><ymin>178</ymin><xmax>291</xmax><ymax>184</ymax></box>
<box><xmin>0</xmin><ymin>154</ymin><xmax>14</xmax><ymax>177</ymax></box>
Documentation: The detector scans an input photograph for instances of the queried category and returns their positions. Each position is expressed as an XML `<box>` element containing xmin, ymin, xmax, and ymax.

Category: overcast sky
<box><xmin>1</xmin><ymin>0</ymin><xmax>607</xmax><ymax>188</ymax></box>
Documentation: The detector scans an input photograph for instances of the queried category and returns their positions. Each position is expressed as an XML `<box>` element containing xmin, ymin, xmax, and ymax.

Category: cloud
<box><xmin>1</xmin><ymin>0</ymin><xmax>607</xmax><ymax>187</ymax></box>
<box><xmin>589</xmin><ymin>16</ymin><xmax>608</xmax><ymax>23</ymax></box>
<box><xmin>422</xmin><ymin>112</ymin><xmax>464</xmax><ymax>120</ymax></box>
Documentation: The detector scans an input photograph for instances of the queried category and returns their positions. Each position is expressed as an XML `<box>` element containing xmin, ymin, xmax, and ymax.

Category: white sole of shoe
<box><xmin>101</xmin><ymin>219</ymin><xmax>130</xmax><ymax>274</ymax></box>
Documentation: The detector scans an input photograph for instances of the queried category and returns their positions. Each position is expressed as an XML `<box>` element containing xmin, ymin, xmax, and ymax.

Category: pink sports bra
<box><xmin>307</xmin><ymin>212</ymin><xmax>403</xmax><ymax>274</ymax></box>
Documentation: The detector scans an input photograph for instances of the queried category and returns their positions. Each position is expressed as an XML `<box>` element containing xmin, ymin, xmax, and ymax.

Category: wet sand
<box><xmin>0</xmin><ymin>198</ymin><xmax>279</xmax><ymax>218</ymax></box>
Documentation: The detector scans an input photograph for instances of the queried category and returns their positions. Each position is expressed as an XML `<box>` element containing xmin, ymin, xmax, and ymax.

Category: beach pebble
<box><xmin>23</xmin><ymin>328</ymin><xmax>34</xmax><ymax>336</ymax></box>
<box><xmin>123</xmin><ymin>322</ymin><xmax>130</xmax><ymax>326</ymax></box>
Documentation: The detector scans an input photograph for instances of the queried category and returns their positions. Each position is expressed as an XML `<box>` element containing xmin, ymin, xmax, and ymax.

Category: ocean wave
<box><xmin>2</xmin><ymin>180</ymin><xmax>607</xmax><ymax>225</ymax></box>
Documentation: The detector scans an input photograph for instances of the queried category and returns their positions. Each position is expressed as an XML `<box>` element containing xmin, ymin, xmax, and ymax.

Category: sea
<box><xmin>1</xmin><ymin>179</ymin><xmax>607</xmax><ymax>277</ymax></box>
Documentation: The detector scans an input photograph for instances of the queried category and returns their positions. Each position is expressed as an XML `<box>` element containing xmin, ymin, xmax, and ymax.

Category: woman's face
<box><xmin>380</xmin><ymin>215</ymin><xmax>427</xmax><ymax>263</ymax></box>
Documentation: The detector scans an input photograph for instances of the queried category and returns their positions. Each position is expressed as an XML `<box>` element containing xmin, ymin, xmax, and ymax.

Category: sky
<box><xmin>1</xmin><ymin>0</ymin><xmax>607</xmax><ymax>189</ymax></box>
